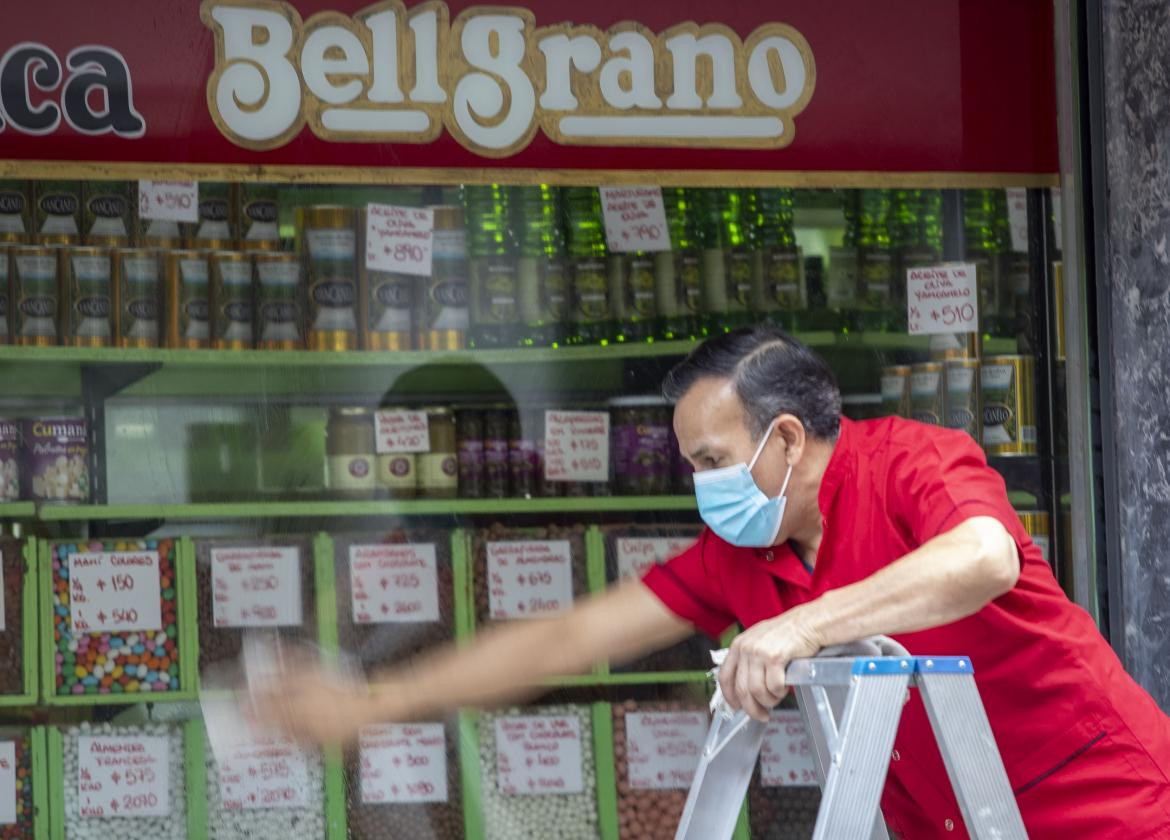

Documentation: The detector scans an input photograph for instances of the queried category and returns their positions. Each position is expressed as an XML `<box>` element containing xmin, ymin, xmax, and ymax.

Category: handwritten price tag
<box><xmin>68</xmin><ymin>551</ymin><xmax>162</xmax><ymax>633</ymax></box>
<box><xmin>487</xmin><ymin>541</ymin><xmax>573</xmax><ymax>620</ymax></box>
<box><xmin>625</xmin><ymin>711</ymin><xmax>707</xmax><ymax>790</ymax></box>
<box><xmin>906</xmin><ymin>264</ymin><xmax>978</xmax><ymax>336</ymax></box>
<box><xmin>359</xmin><ymin>724</ymin><xmax>448</xmax><ymax>804</ymax></box>
<box><xmin>0</xmin><ymin>742</ymin><xmax>14</xmax><ymax>825</ymax></box>
<box><xmin>615</xmin><ymin>537</ymin><xmax>695</xmax><ymax>581</ymax></box>
<box><xmin>374</xmin><ymin>410</ymin><xmax>431</xmax><ymax>455</ymax></box>
<box><xmin>365</xmin><ymin>204</ymin><xmax>434</xmax><ymax>276</ymax></box>
<box><xmin>600</xmin><ymin>186</ymin><xmax>671</xmax><ymax>253</ymax></box>
<box><xmin>760</xmin><ymin>710</ymin><xmax>818</xmax><ymax>787</ymax></box>
<box><xmin>495</xmin><ymin>715</ymin><xmax>584</xmax><ymax>796</ymax></box>
<box><xmin>544</xmin><ymin>410</ymin><xmax>609</xmax><ymax>483</ymax></box>
<box><xmin>1005</xmin><ymin>188</ymin><xmax>1029</xmax><ymax>252</ymax></box>
<box><xmin>138</xmin><ymin>180</ymin><xmax>198</xmax><ymax>223</ymax></box>
<box><xmin>216</xmin><ymin>734</ymin><xmax>311</xmax><ymax>811</ymax></box>
<box><xmin>211</xmin><ymin>546</ymin><xmax>303</xmax><ymax>629</ymax></box>
<box><xmin>349</xmin><ymin>543</ymin><xmax>440</xmax><ymax>624</ymax></box>
<box><xmin>77</xmin><ymin>735</ymin><xmax>170</xmax><ymax>818</ymax></box>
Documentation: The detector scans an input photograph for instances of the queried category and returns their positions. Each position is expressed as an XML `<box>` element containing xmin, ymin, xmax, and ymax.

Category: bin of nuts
<box><xmin>476</xmin><ymin>704</ymin><xmax>599</xmax><ymax>840</ymax></box>
<box><xmin>612</xmin><ymin>699</ymin><xmax>709</xmax><ymax>840</ymax></box>
<box><xmin>194</xmin><ymin>537</ymin><xmax>316</xmax><ymax>678</ymax></box>
<box><xmin>47</xmin><ymin>538</ymin><xmax>185</xmax><ymax>700</ymax></box>
<box><xmin>602</xmin><ymin>525</ymin><xmax>711</xmax><ymax>674</ymax></box>
<box><xmin>747</xmin><ymin>706</ymin><xmax>821</xmax><ymax>839</ymax></box>
<box><xmin>0</xmin><ymin>539</ymin><xmax>31</xmax><ymax>701</ymax></box>
<box><xmin>0</xmin><ymin>727</ymin><xmax>43</xmax><ymax>839</ymax></box>
<box><xmin>345</xmin><ymin>719</ymin><xmax>463</xmax><ymax>840</ymax></box>
<box><xmin>472</xmin><ymin>524</ymin><xmax>587</xmax><ymax>627</ymax></box>
<box><xmin>54</xmin><ymin>721</ymin><xmax>190</xmax><ymax>839</ymax></box>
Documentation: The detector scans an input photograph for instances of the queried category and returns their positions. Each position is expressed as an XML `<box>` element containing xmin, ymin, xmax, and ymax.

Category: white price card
<box><xmin>365</xmin><ymin>204</ymin><xmax>434</xmax><ymax>276</ymax></box>
<box><xmin>625</xmin><ymin>711</ymin><xmax>707</xmax><ymax>790</ymax></box>
<box><xmin>544</xmin><ymin>410</ymin><xmax>610</xmax><ymax>483</ymax></box>
<box><xmin>487</xmin><ymin>541</ymin><xmax>573</xmax><ymax>620</ymax></box>
<box><xmin>359</xmin><ymin>724</ymin><xmax>448</xmax><ymax>804</ymax></box>
<box><xmin>760</xmin><ymin>710</ymin><xmax>818</xmax><ymax>787</ymax></box>
<box><xmin>1005</xmin><ymin>188</ymin><xmax>1029</xmax><ymax>252</ymax></box>
<box><xmin>138</xmin><ymin>180</ymin><xmax>198</xmax><ymax>223</ymax></box>
<box><xmin>374</xmin><ymin>410</ymin><xmax>431</xmax><ymax>455</ymax></box>
<box><xmin>211</xmin><ymin>546</ymin><xmax>303</xmax><ymax>628</ymax></box>
<box><xmin>495</xmin><ymin>715</ymin><xmax>584</xmax><ymax>796</ymax></box>
<box><xmin>906</xmin><ymin>264</ymin><xmax>978</xmax><ymax>336</ymax></box>
<box><xmin>0</xmin><ymin>742</ymin><xmax>15</xmax><ymax>825</ymax></box>
<box><xmin>615</xmin><ymin>537</ymin><xmax>695</xmax><ymax>581</ymax></box>
<box><xmin>68</xmin><ymin>551</ymin><xmax>162</xmax><ymax>633</ymax></box>
<box><xmin>216</xmin><ymin>734</ymin><xmax>312</xmax><ymax>810</ymax></box>
<box><xmin>349</xmin><ymin>543</ymin><xmax>440</xmax><ymax>624</ymax></box>
<box><xmin>77</xmin><ymin>735</ymin><xmax>170</xmax><ymax>818</ymax></box>
<box><xmin>600</xmin><ymin>186</ymin><xmax>671</xmax><ymax>253</ymax></box>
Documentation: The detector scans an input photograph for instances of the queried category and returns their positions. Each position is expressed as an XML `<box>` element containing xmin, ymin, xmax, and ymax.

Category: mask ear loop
<box><xmin>747</xmin><ymin>419</ymin><xmax>794</xmax><ymax>501</ymax></box>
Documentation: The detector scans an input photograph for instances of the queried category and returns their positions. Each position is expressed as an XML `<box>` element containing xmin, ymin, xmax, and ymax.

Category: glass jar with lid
<box><xmin>326</xmin><ymin>407</ymin><xmax>375</xmax><ymax>499</ymax></box>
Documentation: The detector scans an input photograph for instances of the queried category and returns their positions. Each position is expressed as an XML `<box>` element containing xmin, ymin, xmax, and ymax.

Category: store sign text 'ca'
<box><xmin>201</xmin><ymin>1</ymin><xmax>816</xmax><ymax>157</ymax></box>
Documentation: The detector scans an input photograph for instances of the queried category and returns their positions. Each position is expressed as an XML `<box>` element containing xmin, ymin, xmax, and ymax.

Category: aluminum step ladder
<box><xmin>674</xmin><ymin>637</ymin><xmax>1028</xmax><ymax>840</ymax></box>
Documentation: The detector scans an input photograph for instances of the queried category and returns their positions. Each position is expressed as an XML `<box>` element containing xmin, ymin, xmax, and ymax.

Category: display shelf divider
<box><xmin>45</xmin><ymin>727</ymin><xmax>63</xmax><ymax>840</ymax></box>
<box><xmin>323</xmin><ymin>745</ymin><xmax>348</xmax><ymax>840</ymax></box>
<box><xmin>31</xmin><ymin>726</ymin><xmax>48</xmax><ymax>840</ymax></box>
<box><xmin>36</xmin><ymin>542</ymin><xmax>55</xmax><ymax>711</ymax></box>
<box><xmin>585</xmin><ymin>525</ymin><xmax>611</xmax><ymax>680</ymax></box>
<box><xmin>457</xmin><ymin>710</ymin><xmax>485</xmax><ymax>840</ymax></box>
<box><xmin>184</xmin><ymin>717</ymin><xmax>208</xmax><ymax>840</ymax></box>
<box><xmin>734</xmin><ymin>799</ymin><xmax>751</xmax><ymax>840</ymax></box>
<box><xmin>451</xmin><ymin>529</ymin><xmax>472</xmax><ymax>645</ymax></box>
<box><xmin>177</xmin><ymin>537</ymin><xmax>199</xmax><ymax>702</ymax></box>
<box><xmin>592</xmin><ymin>701</ymin><xmax>620</xmax><ymax>840</ymax></box>
<box><xmin>0</xmin><ymin>503</ymin><xmax>35</xmax><ymax>520</ymax></box>
<box><xmin>313</xmin><ymin>533</ymin><xmax>340</xmax><ymax>658</ymax></box>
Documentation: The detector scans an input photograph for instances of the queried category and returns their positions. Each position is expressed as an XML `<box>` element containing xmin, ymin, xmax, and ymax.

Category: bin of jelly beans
<box><xmin>471</xmin><ymin>524</ymin><xmax>587</xmax><ymax>628</ymax></box>
<box><xmin>46</xmin><ymin>538</ymin><xmax>186</xmax><ymax>701</ymax></box>
<box><xmin>193</xmin><ymin>537</ymin><xmax>316</xmax><ymax>679</ymax></box>
<box><xmin>0</xmin><ymin>727</ymin><xmax>45</xmax><ymax>840</ymax></box>
<box><xmin>602</xmin><ymin>524</ymin><xmax>712</xmax><ymax>674</ymax></box>
<box><xmin>0</xmin><ymin>539</ymin><xmax>33</xmax><ymax>703</ymax></box>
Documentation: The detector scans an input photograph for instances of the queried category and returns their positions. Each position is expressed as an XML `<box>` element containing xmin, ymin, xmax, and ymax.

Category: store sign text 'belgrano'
<box><xmin>201</xmin><ymin>1</ymin><xmax>816</xmax><ymax>157</ymax></box>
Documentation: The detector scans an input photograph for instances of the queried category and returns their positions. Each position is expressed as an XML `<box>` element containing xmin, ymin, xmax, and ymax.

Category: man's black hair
<box><xmin>661</xmin><ymin>326</ymin><xmax>842</xmax><ymax>440</ymax></box>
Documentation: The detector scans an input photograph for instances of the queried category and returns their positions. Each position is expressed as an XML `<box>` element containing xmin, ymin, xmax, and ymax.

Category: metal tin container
<box><xmin>1018</xmin><ymin>510</ymin><xmax>1052</xmax><ymax>565</ymax></box>
<box><xmin>11</xmin><ymin>245</ymin><xmax>60</xmax><ymax>346</ymax></box>
<box><xmin>164</xmin><ymin>250</ymin><xmax>211</xmax><ymax>348</ymax></box>
<box><xmin>943</xmin><ymin>357</ymin><xmax>981</xmax><ymax>441</ymax></box>
<box><xmin>62</xmin><ymin>246</ymin><xmax>113</xmax><ymax>347</ymax></box>
<box><xmin>609</xmin><ymin>395</ymin><xmax>672</xmax><ymax>495</ymax></box>
<box><xmin>0</xmin><ymin>245</ymin><xmax>12</xmax><ymax>344</ymax></box>
<box><xmin>880</xmin><ymin>365</ymin><xmax>911</xmax><ymax>418</ymax></box>
<box><xmin>238</xmin><ymin>183</ymin><xmax>280</xmax><ymax>249</ymax></box>
<box><xmin>981</xmin><ymin>355</ymin><xmax>1037</xmax><ymax>456</ymax></box>
<box><xmin>929</xmin><ymin>331</ymin><xmax>981</xmax><ymax>361</ymax></box>
<box><xmin>113</xmin><ymin>248</ymin><xmax>162</xmax><ymax>348</ymax></box>
<box><xmin>82</xmin><ymin>181</ymin><xmax>135</xmax><ymax>247</ymax></box>
<box><xmin>421</xmin><ymin>204</ymin><xmax>470</xmax><ymax>350</ymax></box>
<box><xmin>210</xmin><ymin>251</ymin><xmax>254</xmax><ymax>350</ymax></box>
<box><xmin>254</xmin><ymin>252</ymin><xmax>303</xmax><ymax>350</ymax></box>
<box><xmin>33</xmin><ymin>181</ymin><xmax>81</xmax><ymax>243</ymax></box>
<box><xmin>0</xmin><ymin>419</ymin><xmax>18</xmax><ymax>501</ymax></box>
<box><xmin>419</xmin><ymin>407</ymin><xmax>458</xmax><ymax>499</ymax></box>
<box><xmin>0</xmin><ymin>181</ymin><xmax>31</xmax><ymax>243</ymax></box>
<box><xmin>909</xmin><ymin>362</ymin><xmax>944</xmax><ymax>426</ymax></box>
<box><xmin>22</xmin><ymin>416</ymin><xmax>88</xmax><ymax>502</ymax></box>
<box><xmin>364</xmin><ymin>265</ymin><xmax>414</xmax><ymax>350</ymax></box>
<box><xmin>186</xmin><ymin>182</ymin><xmax>236</xmax><ymax>245</ymax></box>
<box><xmin>300</xmin><ymin>206</ymin><xmax>359</xmax><ymax>351</ymax></box>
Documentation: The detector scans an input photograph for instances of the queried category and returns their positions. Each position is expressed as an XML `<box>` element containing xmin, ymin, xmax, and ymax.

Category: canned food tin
<box><xmin>943</xmin><ymin>357</ymin><xmax>981</xmax><ymax>441</ymax></box>
<box><xmin>210</xmin><ymin>251</ymin><xmax>254</xmax><ymax>350</ymax></box>
<box><xmin>254</xmin><ymin>252</ymin><xmax>302</xmax><ymax>350</ymax></box>
<box><xmin>929</xmin><ymin>331</ymin><xmax>980</xmax><ymax>361</ymax></box>
<box><xmin>11</xmin><ymin>245</ymin><xmax>60</xmax><ymax>346</ymax></box>
<box><xmin>421</xmin><ymin>205</ymin><xmax>469</xmax><ymax>350</ymax></box>
<box><xmin>909</xmin><ymin>362</ymin><xmax>944</xmax><ymax>426</ymax></box>
<box><xmin>0</xmin><ymin>245</ymin><xmax>12</xmax><ymax>344</ymax></box>
<box><xmin>0</xmin><ymin>181</ymin><xmax>31</xmax><ymax>243</ymax></box>
<box><xmin>981</xmin><ymin>355</ymin><xmax>1037</xmax><ymax>456</ymax></box>
<box><xmin>419</xmin><ymin>407</ymin><xmax>458</xmax><ymax>498</ymax></box>
<box><xmin>1018</xmin><ymin>510</ymin><xmax>1052</xmax><ymax>565</ymax></box>
<box><xmin>83</xmin><ymin>181</ymin><xmax>135</xmax><ymax>246</ymax></box>
<box><xmin>880</xmin><ymin>365</ymin><xmax>911</xmax><ymax>418</ymax></box>
<box><xmin>62</xmin><ymin>246</ymin><xmax>113</xmax><ymax>347</ymax></box>
<box><xmin>365</xmin><ymin>267</ymin><xmax>414</xmax><ymax>350</ymax></box>
<box><xmin>22</xmin><ymin>416</ymin><xmax>88</xmax><ymax>502</ymax></box>
<box><xmin>0</xmin><ymin>419</ymin><xmax>18</xmax><ymax>501</ymax></box>
<box><xmin>164</xmin><ymin>250</ymin><xmax>211</xmax><ymax>348</ymax></box>
<box><xmin>113</xmin><ymin>249</ymin><xmax>161</xmax><ymax>348</ymax></box>
<box><xmin>238</xmin><ymin>183</ymin><xmax>279</xmax><ymax>248</ymax></box>
<box><xmin>301</xmin><ymin>206</ymin><xmax>359</xmax><ymax>351</ymax></box>
<box><xmin>187</xmin><ymin>182</ymin><xmax>236</xmax><ymax>244</ymax></box>
<box><xmin>33</xmin><ymin>181</ymin><xmax>81</xmax><ymax>243</ymax></box>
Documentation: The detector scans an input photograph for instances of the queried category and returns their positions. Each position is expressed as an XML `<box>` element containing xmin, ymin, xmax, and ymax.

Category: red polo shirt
<box><xmin>642</xmin><ymin>416</ymin><xmax>1170</xmax><ymax>839</ymax></box>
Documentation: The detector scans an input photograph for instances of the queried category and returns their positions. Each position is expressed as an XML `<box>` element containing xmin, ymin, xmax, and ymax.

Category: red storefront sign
<box><xmin>0</xmin><ymin>1</ymin><xmax>1058</xmax><ymax>180</ymax></box>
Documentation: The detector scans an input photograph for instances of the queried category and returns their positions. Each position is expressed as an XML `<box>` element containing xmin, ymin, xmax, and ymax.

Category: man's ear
<box><xmin>773</xmin><ymin>414</ymin><xmax>807</xmax><ymax>465</ymax></box>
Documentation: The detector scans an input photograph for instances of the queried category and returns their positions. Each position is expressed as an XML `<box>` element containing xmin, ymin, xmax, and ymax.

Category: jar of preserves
<box><xmin>508</xmin><ymin>410</ymin><xmax>538</xmax><ymax>499</ymax></box>
<box><xmin>457</xmin><ymin>408</ymin><xmax>485</xmax><ymax>498</ymax></box>
<box><xmin>419</xmin><ymin>407</ymin><xmax>458</xmax><ymax>499</ymax></box>
<box><xmin>327</xmin><ymin>408</ymin><xmax>375</xmax><ymax>498</ymax></box>
<box><xmin>482</xmin><ymin>405</ymin><xmax>511</xmax><ymax>498</ymax></box>
<box><xmin>375</xmin><ymin>405</ymin><xmax>418</xmax><ymax>499</ymax></box>
<box><xmin>609</xmin><ymin>396</ymin><xmax>672</xmax><ymax>495</ymax></box>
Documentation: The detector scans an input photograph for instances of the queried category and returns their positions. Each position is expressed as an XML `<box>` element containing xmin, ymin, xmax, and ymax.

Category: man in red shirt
<box><xmin>260</xmin><ymin>327</ymin><xmax>1170</xmax><ymax>838</ymax></box>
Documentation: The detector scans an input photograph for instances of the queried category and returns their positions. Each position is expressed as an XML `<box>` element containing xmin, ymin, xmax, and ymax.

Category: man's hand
<box><xmin>250</xmin><ymin>663</ymin><xmax>380</xmax><ymax>747</ymax></box>
<box><xmin>718</xmin><ymin>604</ymin><xmax>825</xmax><ymax>722</ymax></box>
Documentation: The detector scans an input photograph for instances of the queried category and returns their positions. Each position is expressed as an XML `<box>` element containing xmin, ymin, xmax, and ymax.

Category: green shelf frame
<box><xmin>0</xmin><ymin>503</ymin><xmax>36</xmax><ymax>520</ymax></box>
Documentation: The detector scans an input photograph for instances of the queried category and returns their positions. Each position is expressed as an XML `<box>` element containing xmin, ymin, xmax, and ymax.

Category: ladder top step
<box><xmin>786</xmin><ymin>655</ymin><xmax>975</xmax><ymax>686</ymax></box>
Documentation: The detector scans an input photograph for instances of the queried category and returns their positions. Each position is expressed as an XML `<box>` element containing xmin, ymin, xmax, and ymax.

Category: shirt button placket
<box><xmin>944</xmin><ymin>818</ymin><xmax>955</xmax><ymax>832</ymax></box>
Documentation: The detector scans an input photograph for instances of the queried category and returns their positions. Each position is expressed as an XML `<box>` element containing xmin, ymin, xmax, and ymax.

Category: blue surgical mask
<box><xmin>692</xmin><ymin>421</ymin><xmax>793</xmax><ymax>548</ymax></box>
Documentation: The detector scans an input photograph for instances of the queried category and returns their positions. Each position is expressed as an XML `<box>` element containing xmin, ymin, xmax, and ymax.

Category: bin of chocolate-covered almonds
<box><xmin>44</xmin><ymin>538</ymin><xmax>189</xmax><ymax>702</ymax></box>
<box><xmin>193</xmin><ymin>537</ymin><xmax>317</xmax><ymax>680</ymax></box>
<box><xmin>330</xmin><ymin>530</ymin><xmax>463</xmax><ymax>839</ymax></box>
<box><xmin>472</xmin><ymin>524</ymin><xmax>587</xmax><ymax>628</ymax></box>
<box><xmin>0</xmin><ymin>727</ymin><xmax>46</xmax><ymax>839</ymax></box>
<box><xmin>747</xmin><ymin>704</ymin><xmax>821</xmax><ymax>840</ymax></box>
<box><xmin>0</xmin><ymin>539</ymin><xmax>35</xmax><ymax>704</ymax></box>
<box><xmin>602</xmin><ymin>525</ymin><xmax>714</xmax><ymax>674</ymax></box>
<box><xmin>50</xmin><ymin>721</ymin><xmax>193</xmax><ymax>840</ymax></box>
